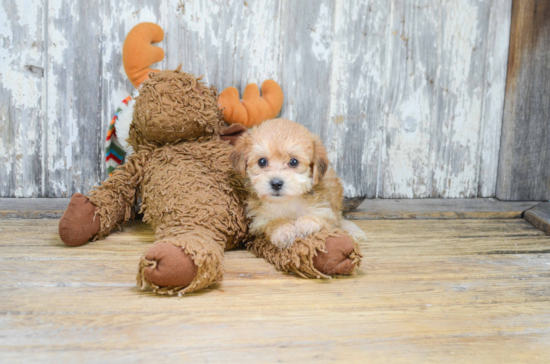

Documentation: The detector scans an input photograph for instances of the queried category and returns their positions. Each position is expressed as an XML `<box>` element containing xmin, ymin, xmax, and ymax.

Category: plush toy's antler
<box><xmin>123</xmin><ymin>23</ymin><xmax>165</xmax><ymax>88</ymax></box>
<box><xmin>218</xmin><ymin>80</ymin><xmax>284</xmax><ymax>127</ymax></box>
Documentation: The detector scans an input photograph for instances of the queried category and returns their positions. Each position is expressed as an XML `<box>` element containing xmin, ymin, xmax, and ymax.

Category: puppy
<box><xmin>230</xmin><ymin>118</ymin><xmax>366</xmax><ymax>249</ymax></box>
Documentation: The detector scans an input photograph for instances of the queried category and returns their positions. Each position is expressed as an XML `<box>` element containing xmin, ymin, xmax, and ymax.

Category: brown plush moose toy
<box><xmin>58</xmin><ymin>22</ymin><xmax>361</xmax><ymax>296</ymax></box>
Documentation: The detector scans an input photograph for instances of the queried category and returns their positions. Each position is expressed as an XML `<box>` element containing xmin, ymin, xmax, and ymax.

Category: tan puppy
<box><xmin>231</xmin><ymin>118</ymin><xmax>366</xmax><ymax>249</ymax></box>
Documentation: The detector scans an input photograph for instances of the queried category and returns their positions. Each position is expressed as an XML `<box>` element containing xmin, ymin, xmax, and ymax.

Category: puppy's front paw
<box><xmin>270</xmin><ymin>224</ymin><xmax>298</xmax><ymax>249</ymax></box>
<box><xmin>295</xmin><ymin>216</ymin><xmax>323</xmax><ymax>238</ymax></box>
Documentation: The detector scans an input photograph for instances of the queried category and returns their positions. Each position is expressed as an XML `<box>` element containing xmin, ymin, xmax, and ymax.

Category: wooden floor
<box><xmin>1</xmin><ymin>218</ymin><xmax>550</xmax><ymax>363</ymax></box>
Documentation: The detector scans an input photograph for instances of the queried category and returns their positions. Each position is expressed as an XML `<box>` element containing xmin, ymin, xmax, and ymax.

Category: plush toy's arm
<box><xmin>218</xmin><ymin>80</ymin><xmax>284</xmax><ymax>127</ymax></box>
<box><xmin>87</xmin><ymin>149</ymin><xmax>150</xmax><ymax>239</ymax></box>
<box><xmin>59</xmin><ymin>149</ymin><xmax>150</xmax><ymax>247</ymax></box>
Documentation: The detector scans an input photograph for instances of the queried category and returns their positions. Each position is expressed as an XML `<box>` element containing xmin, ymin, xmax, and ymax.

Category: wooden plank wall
<box><xmin>497</xmin><ymin>0</ymin><xmax>550</xmax><ymax>201</ymax></box>
<box><xmin>0</xmin><ymin>0</ymin><xmax>512</xmax><ymax>198</ymax></box>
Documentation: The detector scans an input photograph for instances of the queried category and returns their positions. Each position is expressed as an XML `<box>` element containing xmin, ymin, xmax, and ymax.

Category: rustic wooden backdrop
<box><xmin>1</xmin><ymin>0</ymin><xmax>543</xmax><ymax>199</ymax></box>
<box><xmin>497</xmin><ymin>0</ymin><xmax>550</xmax><ymax>201</ymax></box>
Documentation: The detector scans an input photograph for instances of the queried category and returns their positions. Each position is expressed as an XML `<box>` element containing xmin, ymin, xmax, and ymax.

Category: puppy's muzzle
<box><xmin>270</xmin><ymin>179</ymin><xmax>284</xmax><ymax>191</ymax></box>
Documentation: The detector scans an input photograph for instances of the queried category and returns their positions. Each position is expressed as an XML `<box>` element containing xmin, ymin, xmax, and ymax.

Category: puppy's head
<box><xmin>230</xmin><ymin>118</ymin><xmax>329</xmax><ymax>203</ymax></box>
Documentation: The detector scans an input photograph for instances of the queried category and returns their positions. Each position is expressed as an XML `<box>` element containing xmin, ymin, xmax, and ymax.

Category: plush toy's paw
<box><xmin>294</xmin><ymin>216</ymin><xmax>323</xmax><ymax>238</ymax></box>
<box><xmin>142</xmin><ymin>243</ymin><xmax>198</xmax><ymax>288</ymax></box>
<box><xmin>313</xmin><ymin>234</ymin><xmax>356</xmax><ymax>275</ymax></box>
<box><xmin>270</xmin><ymin>223</ymin><xmax>298</xmax><ymax>249</ymax></box>
<box><xmin>58</xmin><ymin>193</ymin><xmax>100</xmax><ymax>247</ymax></box>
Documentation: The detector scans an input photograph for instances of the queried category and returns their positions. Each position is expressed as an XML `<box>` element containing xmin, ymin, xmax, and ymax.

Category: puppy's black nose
<box><xmin>270</xmin><ymin>179</ymin><xmax>284</xmax><ymax>191</ymax></box>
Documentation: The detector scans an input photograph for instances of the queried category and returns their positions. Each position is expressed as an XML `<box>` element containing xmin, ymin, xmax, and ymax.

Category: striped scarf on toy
<box><xmin>105</xmin><ymin>95</ymin><xmax>133</xmax><ymax>177</ymax></box>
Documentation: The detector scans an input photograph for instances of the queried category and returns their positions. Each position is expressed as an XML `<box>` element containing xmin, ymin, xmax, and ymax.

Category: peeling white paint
<box><xmin>63</xmin><ymin>105</ymin><xmax>79</xmax><ymax>170</ymax></box>
<box><xmin>310</xmin><ymin>4</ymin><xmax>332</xmax><ymax>63</ymax></box>
<box><xmin>385</xmin><ymin>90</ymin><xmax>432</xmax><ymax>198</ymax></box>
<box><xmin>0</xmin><ymin>0</ymin><xmax>512</xmax><ymax>198</ymax></box>
<box><xmin>1</xmin><ymin>68</ymin><xmax>41</xmax><ymax>109</ymax></box>
<box><xmin>14</xmin><ymin>0</ymin><xmax>39</xmax><ymax>36</ymax></box>
<box><xmin>14</xmin><ymin>186</ymin><xmax>23</xmax><ymax>197</ymax></box>
<box><xmin>47</xmin><ymin>24</ymin><xmax>68</xmax><ymax>64</ymax></box>
<box><xmin>0</xmin><ymin>2</ymin><xmax>13</xmax><ymax>49</ymax></box>
<box><xmin>0</xmin><ymin>0</ymin><xmax>45</xmax><ymax>197</ymax></box>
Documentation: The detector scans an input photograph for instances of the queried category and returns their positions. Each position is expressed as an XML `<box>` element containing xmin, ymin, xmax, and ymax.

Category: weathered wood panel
<box><xmin>345</xmin><ymin>198</ymin><xmax>540</xmax><ymax>220</ymax></box>
<box><xmin>525</xmin><ymin>202</ymin><xmax>550</xmax><ymax>235</ymax></box>
<box><xmin>0</xmin><ymin>197</ymin><xmax>69</xmax><ymax>219</ymax></box>
<box><xmin>43</xmin><ymin>0</ymin><xmax>104</xmax><ymax>197</ymax></box>
<box><xmin>379</xmin><ymin>0</ymin><xmax>512</xmax><ymax>198</ymax></box>
<box><xmin>496</xmin><ymin>0</ymin><xmax>550</xmax><ymax>201</ymax></box>
<box><xmin>0</xmin><ymin>0</ymin><xmax>513</xmax><ymax>198</ymax></box>
<box><xmin>478</xmin><ymin>0</ymin><xmax>515</xmax><ymax>197</ymax></box>
<box><xmin>0</xmin><ymin>0</ymin><xmax>45</xmax><ymax>197</ymax></box>
<box><xmin>323</xmin><ymin>0</ymin><xmax>388</xmax><ymax>197</ymax></box>
<box><xmin>0</xmin><ymin>197</ymin><xmax>541</xmax><ymax>220</ymax></box>
<box><xmin>162</xmin><ymin>0</ymin><xmax>282</xmax><ymax>91</ymax></box>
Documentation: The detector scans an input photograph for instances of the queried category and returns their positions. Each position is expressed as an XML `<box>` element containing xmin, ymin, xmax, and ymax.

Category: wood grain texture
<box><xmin>1</xmin><ymin>0</ymin><xmax>513</xmax><ymax>198</ymax></box>
<box><xmin>325</xmin><ymin>0</ymin><xmax>388</xmax><ymax>197</ymax></box>
<box><xmin>496</xmin><ymin>0</ymin><xmax>550</xmax><ymax>201</ymax></box>
<box><xmin>379</xmin><ymin>0</ymin><xmax>512</xmax><ymax>198</ymax></box>
<box><xmin>478</xmin><ymin>0</ymin><xmax>516</xmax><ymax>197</ymax></box>
<box><xmin>0</xmin><ymin>0</ymin><xmax>45</xmax><ymax>197</ymax></box>
<box><xmin>43</xmin><ymin>0</ymin><xmax>104</xmax><ymax>197</ymax></box>
<box><xmin>525</xmin><ymin>202</ymin><xmax>550</xmax><ymax>235</ymax></box>
<box><xmin>0</xmin><ymin>218</ymin><xmax>549</xmax><ymax>363</ymax></box>
<box><xmin>0</xmin><ymin>197</ymin><xmax>69</xmax><ymax>218</ymax></box>
<box><xmin>345</xmin><ymin>198</ymin><xmax>540</xmax><ymax>220</ymax></box>
<box><xmin>0</xmin><ymin>197</ymin><xmax>541</xmax><ymax>220</ymax></box>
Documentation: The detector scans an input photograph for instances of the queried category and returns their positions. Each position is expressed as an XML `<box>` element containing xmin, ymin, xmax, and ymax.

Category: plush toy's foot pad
<box><xmin>313</xmin><ymin>234</ymin><xmax>356</xmax><ymax>275</ymax></box>
<box><xmin>138</xmin><ymin>231</ymin><xmax>225</xmax><ymax>296</ymax></box>
<box><xmin>59</xmin><ymin>193</ymin><xmax>100</xmax><ymax>247</ymax></box>
<box><xmin>142</xmin><ymin>243</ymin><xmax>198</xmax><ymax>288</ymax></box>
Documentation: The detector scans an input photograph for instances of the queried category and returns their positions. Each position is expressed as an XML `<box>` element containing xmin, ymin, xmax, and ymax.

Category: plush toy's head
<box><xmin>118</xmin><ymin>22</ymin><xmax>284</xmax><ymax>152</ymax></box>
<box><xmin>128</xmin><ymin>68</ymin><xmax>223</xmax><ymax>150</ymax></box>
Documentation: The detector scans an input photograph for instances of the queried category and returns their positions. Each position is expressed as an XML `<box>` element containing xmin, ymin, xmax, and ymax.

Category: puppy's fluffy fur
<box><xmin>231</xmin><ymin>118</ymin><xmax>366</xmax><ymax>249</ymax></box>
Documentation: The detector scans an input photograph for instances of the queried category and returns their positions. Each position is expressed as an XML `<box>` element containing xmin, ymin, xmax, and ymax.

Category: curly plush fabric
<box><xmin>137</xmin><ymin>229</ymin><xmax>225</xmax><ymax>295</ymax></box>
<box><xmin>89</xmin><ymin>138</ymin><xmax>249</xmax><ymax>295</ymax></box>
<box><xmin>84</xmin><ymin>69</ymin><xmax>249</xmax><ymax>295</ymax></box>
<box><xmin>130</xmin><ymin>68</ymin><xmax>223</xmax><ymax>149</ymax></box>
<box><xmin>248</xmin><ymin>228</ymin><xmax>362</xmax><ymax>279</ymax></box>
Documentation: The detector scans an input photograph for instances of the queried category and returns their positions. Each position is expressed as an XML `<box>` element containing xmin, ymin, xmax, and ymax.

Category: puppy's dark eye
<box><xmin>258</xmin><ymin>158</ymin><xmax>268</xmax><ymax>167</ymax></box>
<box><xmin>289</xmin><ymin>158</ymin><xmax>299</xmax><ymax>167</ymax></box>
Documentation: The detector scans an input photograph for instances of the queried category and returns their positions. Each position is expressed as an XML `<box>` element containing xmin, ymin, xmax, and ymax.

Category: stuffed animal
<box><xmin>58</xmin><ymin>22</ymin><xmax>361</xmax><ymax>296</ymax></box>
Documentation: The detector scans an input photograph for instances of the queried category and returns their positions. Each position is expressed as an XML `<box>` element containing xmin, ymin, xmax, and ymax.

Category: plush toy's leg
<box><xmin>248</xmin><ymin>228</ymin><xmax>363</xmax><ymax>279</ymax></box>
<box><xmin>137</xmin><ymin>229</ymin><xmax>225</xmax><ymax>295</ymax></box>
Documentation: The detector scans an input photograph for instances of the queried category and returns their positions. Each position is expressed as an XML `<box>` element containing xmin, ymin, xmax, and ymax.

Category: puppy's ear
<box><xmin>312</xmin><ymin>137</ymin><xmax>329</xmax><ymax>184</ymax></box>
<box><xmin>230</xmin><ymin>132</ymin><xmax>252</xmax><ymax>177</ymax></box>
